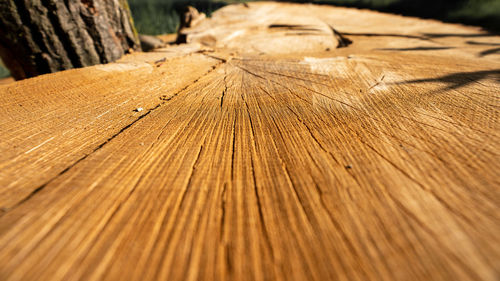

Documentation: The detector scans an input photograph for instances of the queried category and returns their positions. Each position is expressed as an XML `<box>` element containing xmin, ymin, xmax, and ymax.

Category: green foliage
<box><xmin>128</xmin><ymin>0</ymin><xmax>180</xmax><ymax>34</ymax></box>
<box><xmin>447</xmin><ymin>0</ymin><xmax>500</xmax><ymax>30</ymax></box>
<box><xmin>0</xmin><ymin>64</ymin><xmax>9</xmax><ymax>79</ymax></box>
<box><xmin>128</xmin><ymin>0</ymin><xmax>234</xmax><ymax>35</ymax></box>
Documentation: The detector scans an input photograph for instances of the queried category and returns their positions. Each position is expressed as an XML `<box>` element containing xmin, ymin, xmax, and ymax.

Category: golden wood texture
<box><xmin>0</xmin><ymin>2</ymin><xmax>499</xmax><ymax>281</ymax></box>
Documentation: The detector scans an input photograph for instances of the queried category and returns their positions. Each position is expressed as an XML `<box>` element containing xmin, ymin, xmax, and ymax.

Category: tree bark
<box><xmin>0</xmin><ymin>0</ymin><xmax>140</xmax><ymax>80</ymax></box>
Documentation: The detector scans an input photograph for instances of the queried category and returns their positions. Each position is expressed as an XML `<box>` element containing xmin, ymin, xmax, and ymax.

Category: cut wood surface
<box><xmin>0</xmin><ymin>2</ymin><xmax>499</xmax><ymax>281</ymax></box>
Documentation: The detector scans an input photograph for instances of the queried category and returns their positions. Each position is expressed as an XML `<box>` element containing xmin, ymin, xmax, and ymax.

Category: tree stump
<box><xmin>0</xmin><ymin>0</ymin><xmax>140</xmax><ymax>80</ymax></box>
<box><xmin>0</xmin><ymin>2</ymin><xmax>499</xmax><ymax>281</ymax></box>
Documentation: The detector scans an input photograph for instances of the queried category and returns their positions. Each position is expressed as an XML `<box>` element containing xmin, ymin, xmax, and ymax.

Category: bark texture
<box><xmin>0</xmin><ymin>0</ymin><xmax>140</xmax><ymax>80</ymax></box>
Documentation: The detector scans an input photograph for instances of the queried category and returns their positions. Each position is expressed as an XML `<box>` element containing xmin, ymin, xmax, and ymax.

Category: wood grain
<box><xmin>0</xmin><ymin>2</ymin><xmax>499</xmax><ymax>281</ymax></box>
